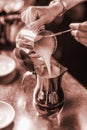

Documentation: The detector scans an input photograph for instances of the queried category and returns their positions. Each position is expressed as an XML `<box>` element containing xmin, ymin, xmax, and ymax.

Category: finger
<box><xmin>14</xmin><ymin>48</ymin><xmax>28</xmax><ymax>60</ymax></box>
<box><xmin>70</xmin><ymin>21</ymin><xmax>87</xmax><ymax>31</ymax></box>
<box><xmin>71</xmin><ymin>30</ymin><xmax>87</xmax><ymax>39</ymax></box>
<box><xmin>28</xmin><ymin>16</ymin><xmax>46</xmax><ymax>32</ymax></box>
<box><xmin>15</xmin><ymin>42</ymin><xmax>35</xmax><ymax>71</ymax></box>
<box><xmin>13</xmin><ymin>48</ymin><xmax>22</xmax><ymax>59</ymax></box>
<box><xmin>21</xmin><ymin>7</ymin><xmax>37</xmax><ymax>25</ymax></box>
<box><xmin>21</xmin><ymin>7</ymin><xmax>31</xmax><ymax>24</ymax></box>
<box><xmin>75</xmin><ymin>37</ymin><xmax>87</xmax><ymax>47</ymax></box>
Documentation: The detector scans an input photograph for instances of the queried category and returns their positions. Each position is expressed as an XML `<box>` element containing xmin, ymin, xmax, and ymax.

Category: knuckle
<box><xmin>24</xmin><ymin>6</ymin><xmax>35</xmax><ymax>15</ymax></box>
<box><xmin>75</xmin><ymin>31</ymin><xmax>79</xmax><ymax>37</ymax></box>
<box><xmin>77</xmin><ymin>23</ymin><xmax>81</xmax><ymax>30</ymax></box>
<box><xmin>29</xmin><ymin>6</ymin><xmax>35</xmax><ymax>13</ymax></box>
<box><xmin>84</xmin><ymin>21</ymin><xmax>87</xmax><ymax>24</ymax></box>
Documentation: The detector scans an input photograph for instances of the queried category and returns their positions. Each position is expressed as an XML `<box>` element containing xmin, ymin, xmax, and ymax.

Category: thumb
<box><xmin>28</xmin><ymin>16</ymin><xmax>46</xmax><ymax>32</ymax></box>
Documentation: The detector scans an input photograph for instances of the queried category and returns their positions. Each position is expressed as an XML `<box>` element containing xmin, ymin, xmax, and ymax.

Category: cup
<box><xmin>16</xmin><ymin>26</ymin><xmax>57</xmax><ymax>55</ymax></box>
<box><xmin>33</xmin><ymin>60</ymin><xmax>66</xmax><ymax>116</ymax></box>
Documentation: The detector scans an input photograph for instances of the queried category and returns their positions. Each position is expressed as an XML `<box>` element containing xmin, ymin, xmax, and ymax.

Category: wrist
<box><xmin>49</xmin><ymin>0</ymin><xmax>67</xmax><ymax>17</ymax></box>
<box><xmin>59</xmin><ymin>1</ymin><xmax>67</xmax><ymax>16</ymax></box>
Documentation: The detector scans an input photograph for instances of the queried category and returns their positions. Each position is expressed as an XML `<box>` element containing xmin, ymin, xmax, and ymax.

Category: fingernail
<box><xmin>69</xmin><ymin>23</ymin><xmax>79</xmax><ymax>30</ymax></box>
<box><xmin>69</xmin><ymin>23</ymin><xmax>75</xmax><ymax>28</ymax></box>
<box><xmin>71</xmin><ymin>30</ymin><xmax>77</xmax><ymax>36</ymax></box>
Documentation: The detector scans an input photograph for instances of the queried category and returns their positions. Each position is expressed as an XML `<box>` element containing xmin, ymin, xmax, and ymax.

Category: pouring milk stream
<box><xmin>16</xmin><ymin>27</ymin><xmax>57</xmax><ymax>76</ymax></box>
<box><xmin>34</xmin><ymin>30</ymin><xmax>57</xmax><ymax>76</ymax></box>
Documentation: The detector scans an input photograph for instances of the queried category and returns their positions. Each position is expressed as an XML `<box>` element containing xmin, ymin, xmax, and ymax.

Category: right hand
<box><xmin>21</xmin><ymin>2</ymin><xmax>63</xmax><ymax>32</ymax></box>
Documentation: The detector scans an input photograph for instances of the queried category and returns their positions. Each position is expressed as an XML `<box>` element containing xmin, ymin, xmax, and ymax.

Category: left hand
<box><xmin>70</xmin><ymin>21</ymin><xmax>87</xmax><ymax>47</ymax></box>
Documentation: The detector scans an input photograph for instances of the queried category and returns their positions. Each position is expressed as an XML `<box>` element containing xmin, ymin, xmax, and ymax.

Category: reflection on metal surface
<box><xmin>33</xmin><ymin>62</ymin><xmax>66</xmax><ymax>116</ymax></box>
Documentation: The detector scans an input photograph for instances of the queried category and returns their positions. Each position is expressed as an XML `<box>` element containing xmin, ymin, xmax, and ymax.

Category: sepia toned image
<box><xmin>0</xmin><ymin>0</ymin><xmax>87</xmax><ymax>130</ymax></box>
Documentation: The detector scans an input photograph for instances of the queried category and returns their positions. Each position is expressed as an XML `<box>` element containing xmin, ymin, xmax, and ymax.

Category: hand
<box><xmin>21</xmin><ymin>2</ymin><xmax>63</xmax><ymax>32</ymax></box>
<box><xmin>70</xmin><ymin>21</ymin><xmax>87</xmax><ymax>47</ymax></box>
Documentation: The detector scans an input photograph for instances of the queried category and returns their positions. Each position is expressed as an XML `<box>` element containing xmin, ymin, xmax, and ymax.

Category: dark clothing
<box><xmin>47</xmin><ymin>2</ymin><xmax>87</xmax><ymax>87</ymax></box>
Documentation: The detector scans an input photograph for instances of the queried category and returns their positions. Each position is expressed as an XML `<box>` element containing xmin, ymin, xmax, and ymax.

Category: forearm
<box><xmin>62</xmin><ymin>0</ymin><xmax>86</xmax><ymax>10</ymax></box>
<box><xmin>50</xmin><ymin>0</ymin><xmax>86</xmax><ymax>17</ymax></box>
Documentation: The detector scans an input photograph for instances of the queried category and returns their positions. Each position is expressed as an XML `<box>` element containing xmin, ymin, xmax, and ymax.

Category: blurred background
<box><xmin>0</xmin><ymin>0</ymin><xmax>87</xmax><ymax>86</ymax></box>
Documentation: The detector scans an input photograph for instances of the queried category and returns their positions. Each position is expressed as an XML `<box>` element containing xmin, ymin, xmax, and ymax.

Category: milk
<box><xmin>34</xmin><ymin>43</ymin><xmax>51</xmax><ymax>75</ymax></box>
<box><xmin>34</xmin><ymin>31</ymin><xmax>56</xmax><ymax>76</ymax></box>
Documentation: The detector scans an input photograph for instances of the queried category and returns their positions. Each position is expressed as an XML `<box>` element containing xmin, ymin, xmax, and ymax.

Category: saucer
<box><xmin>0</xmin><ymin>101</ymin><xmax>15</xmax><ymax>129</ymax></box>
<box><xmin>0</xmin><ymin>55</ymin><xmax>16</xmax><ymax>84</ymax></box>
